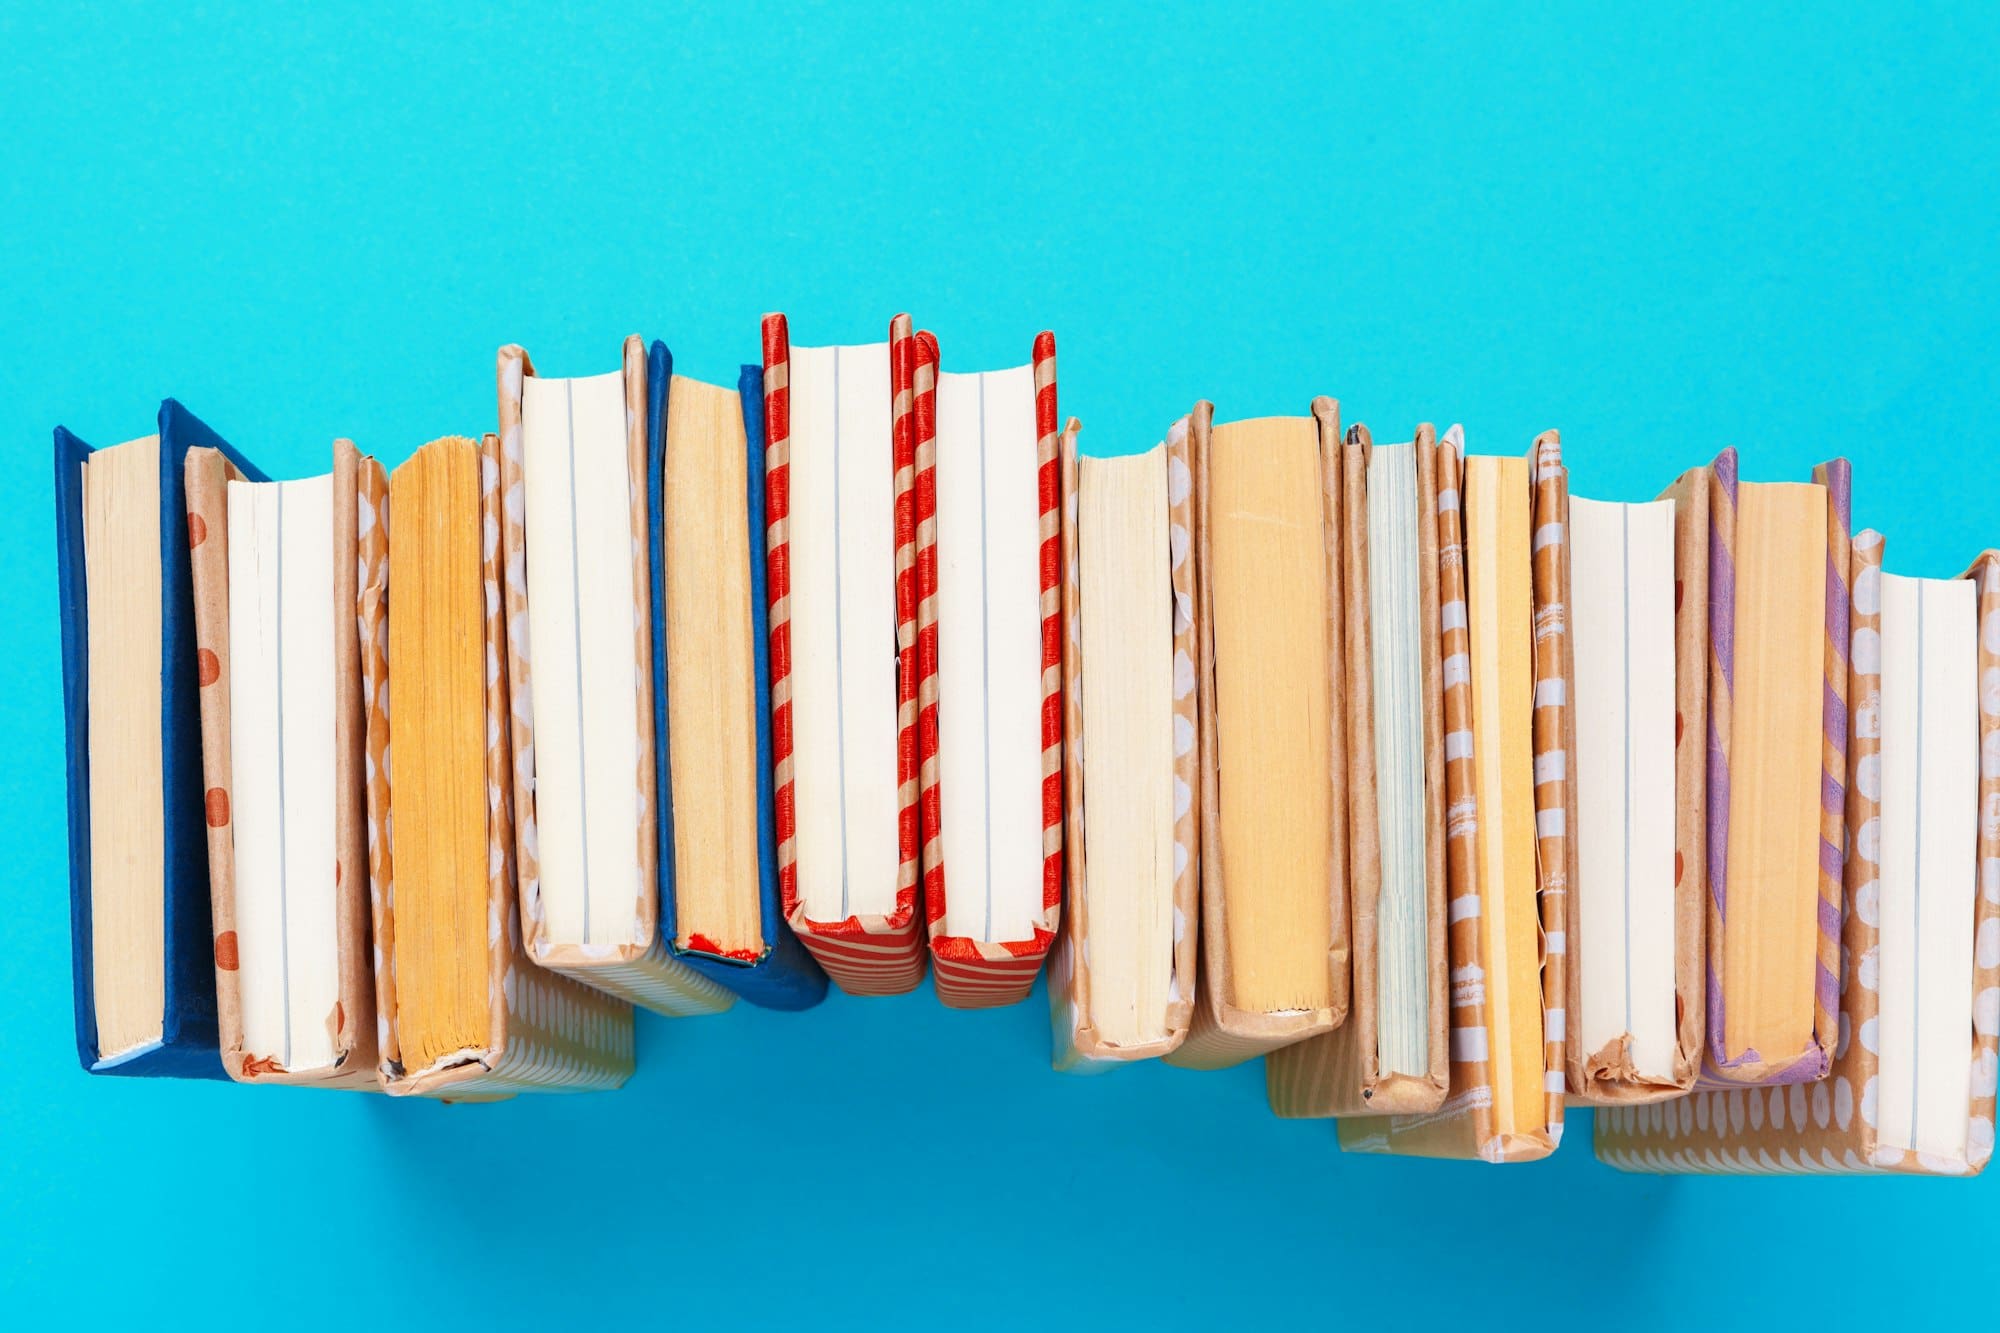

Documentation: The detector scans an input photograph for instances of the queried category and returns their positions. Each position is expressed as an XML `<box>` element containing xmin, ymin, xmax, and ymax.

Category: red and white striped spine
<box><xmin>929</xmin><ymin>332</ymin><xmax>1065</xmax><ymax>1008</ymax></box>
<box><xmin>760</xmin><ymin>312</ymin><xmax>927</xmax><ymax>995</ymax></box>
<box><xmin>914</xmin><ymin>328</ymin><xmax>947</xmax><ymax>952</ymax></box>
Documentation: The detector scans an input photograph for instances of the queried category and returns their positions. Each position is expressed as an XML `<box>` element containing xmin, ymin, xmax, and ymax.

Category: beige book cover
<box><xmin>185</xmin><ymin>442</ymin><xmax>377</xmax><ymax>1088</ymax></box>
<box><xmin>493</xmin><ymin>339</ymin><xmax>736</xmax><ymax>1016</ymax></box>
<box><xmin>1596</xmin><ymin>537</ymin><xmax>1999</xmax><ymax>1175</ymax></box>
<box><xmin>357</xmin><ymin>432</ymin><xmax>635</xmax><ymax>1098</ymax></box>
<box><xmin>1566</xmin><ymin>468</ymin><xmax>1710</xmax><ymax>1104</ymax></box>
<box><xmin>1265</xmin><ymin>419</ymin><xmax>1450</xmax><ymax>1112</ymax></box>
<box><xmin>1169</xmin><ymin>398</ymin><xmax>1350</xmax><ymax>1070</ymax></box>
<box><xmin>1050</xmin><ymin>414</ymin><xmax>1201</xmax><ymax>1069</ymax></box>
<box><xmin>1336</xmin><ymin>429</ymin><xmax>1572</xmax><ymax>1162</ymax></box>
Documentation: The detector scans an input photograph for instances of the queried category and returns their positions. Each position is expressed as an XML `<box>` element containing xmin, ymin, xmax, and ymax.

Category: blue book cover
<box><xmin>56</xmin><ymin>401</ymin><xmax>264</xmax><ymax>1077</ymax></box>
<box><xmin>648</xmin><ymin>343</ymin><xmax>827</xmax><ymax>1010</ymax></box>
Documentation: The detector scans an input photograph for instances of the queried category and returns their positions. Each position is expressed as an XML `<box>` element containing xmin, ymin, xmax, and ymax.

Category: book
<box><xmin>647</xmin><ymin>342</ymin><xmax>827</xmax><ymax>1010</ymax></box>
<box><xmin>1563</xmin><ymin>486</ymin><xmax>1705</xmax><ymax>1103</ymax></box>
<box><xmin>915</xmin><ymin>330</ymin><xmax>1064</xmax><ymax>1007</ymax></box>
<box><xmin>1337</xmin><ymin>429</ymin><xmax>1571</xmax><ymax>1162</ymax></box>
<box><xmin>1691</xmin><ymin>450</ymin><xmax>1851</xmax><ymax>1087</ymax></box>
<box><xmin>493</xmin><ymin>338</ymin><xmax>740</xmax><ymax>1017</ymax></box>
<box><xmin>1266</xmin><ymin>421</ymin><xmax>1450</xmax><ymax>1116</ymax></box>
<box><xmin>1169</xmin><ymin>400</ymin><xmax>1348</xmax><ymax>1069</ymax></box>
<box><xmin>183</xmin><ymin>441</ymin><xmax>378</xmax><ymax>1087</ymax></box>
<box><xmin>762</xmin><ymin>313</ymin><xmax>926</xmax><ymax>995</ymax></box>
<box><xmin>1050</xmin><ymin>413</ymin><xmax>1201</xmax><ymax>1068</ymax></box>
<box><xmin>358</xmin><ymin>432</ymin><xmax>635</xmax><ymax>1096</ymax></box>
<box><xmin>55</xmin><ymin>401</ymin><xmax>251</xmax><ymax>1079</ymax></box>
<box><xmin>1597</xmin><ymin>537</ymin><xmax>1998</xmax><ymax>1175</ymax></box>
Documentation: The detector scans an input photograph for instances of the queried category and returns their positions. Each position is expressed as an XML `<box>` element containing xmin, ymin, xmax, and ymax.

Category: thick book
<box><xmin>762</xmin><ymin>313</ymin><xmax>926</xmax><ymax>995</ymax></box>
<box><xmin>358</xmin><ymin>432</ymin><xmax>635</xmax><ymax>1097</ymax></box>
<box><xmin>183</xmin><ymin>441</ymin><xmax>378</xmax><ymax>1087</ymax></box>
<box><xmin>1336</xmin><ymin>429</ymin><xmax>1572</xmax><ymax>1162</ymax></box>
<box><xmin>1168</xmin><ymin>400</ymin><xmax>1350</xmax><ymax>1070</ymax></box>
<box><xmin>1597</xmin><ymin>538</ymin><xmax>1998</xmax><ymax>1175</ymax></box>
<box><xmin>1561</xmin><ymin>475</ymin><xmax>1708</xmax><ymax>1104</ymax></box>
<box><xmin>1050</xmin><ymin>414</ymin><xmax>1202</xmax><ymax>1069</ymax></box>
<box><xmin>648</xmin><ymin>341</ymin><xmax>826</xmax><ymax>1009</ymax></box>
<box><xmin>914</xmin><ymin>329</ymin><xmax>1064</xmax><ymax>1008</ymax></box>
<box><xmin>55</xmin><ymin>401</ymin><xmax>252</xmax><ymax>1079</ymax></box>
<box><xmin>1688</xmin><ymin>450</ymin><xmax>1852</xmax><ymax>1087</ymax></box>
<box><xmin>1266</xmin><ymin>419</ymin><xmax>1451</xmax><ymax>1115</ymax></box>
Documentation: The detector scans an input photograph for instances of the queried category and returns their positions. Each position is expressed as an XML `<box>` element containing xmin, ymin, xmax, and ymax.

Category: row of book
<box><xmin>54</xmin><ymin>316</ymin><xmax>1998</xmax><ymax>1174</ymax></box>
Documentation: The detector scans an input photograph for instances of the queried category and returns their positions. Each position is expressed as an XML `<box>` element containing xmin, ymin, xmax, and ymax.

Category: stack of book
<box><xmin>52</xmin><ymin>317</ymin><xmax>1998</xmax><ymax>1176</ymax></box>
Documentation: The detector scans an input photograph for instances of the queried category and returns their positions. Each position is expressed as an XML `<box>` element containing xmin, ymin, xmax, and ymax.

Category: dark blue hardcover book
<box><xmin>56</xmin><ymin>401</ymin><xmax>265</xmax><ymax>1077</ymax></box>
<box><xmin>647</xmin><ymin>342</ymin><xmax>827</xmax><ymax>1010</ymax></box>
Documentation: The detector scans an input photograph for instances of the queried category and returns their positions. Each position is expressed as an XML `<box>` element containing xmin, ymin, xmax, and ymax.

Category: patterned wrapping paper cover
<box><xmin>356</xmin><ymin>433</ymin><xmax>635</xmax><ymax>1098</ymax></box>
<box><xmin>918</xmin><ymin>330</ymin><xmax>1065</xmax><ymax>1008</ymax></box>
<box><xmin>1596</xmin><ymin>538</ymin><xmax>2000</xmax><ymax>1174</ymax></box>
<box><xmin>1566</xmin><ymin>468</ymin><xmax>1710</xmax><ymax>1104</ymax></box>
<box><xmin>1266</xmin><ymin>421</ymin><xmax>1450</xmax><ymax>1114</ymax></box>
<box><xmin>1338</xmin><ymin>429</ymin><xmax>1572</xmax><ymax>1162</ymax></box>
<box><xmin>761</xmin><ymin>313</ymin><xmax>927</xmax><ymax>995</ymax></box>
<box><xmin>1696</xmin><ymin>451</ymin><xmax>1852</xmax><ymax>1087</ymax></box>
<box><xmin>493</xmin><ymin>340</ymin><xmax>735</xmax><ymax>1018</ymax></box>
<box><xmin>184</xmin><ymin>442</ymin><xmax>379</xmax><ymax>1087</ymax></box>
<box><xmin>646</xmin><ymin>344</ymin><xmax>828</xmax><ymax>1010</ymax></box>
<box><xmin>1050</xmin><ymin>410</ymin><xmax>1202</xmax><ymax>1070</ymax></box>
<box><xmin>1170</xmin><ymin>398</ymin><xmax>1350</xmax><ymax>1069</ymax></box>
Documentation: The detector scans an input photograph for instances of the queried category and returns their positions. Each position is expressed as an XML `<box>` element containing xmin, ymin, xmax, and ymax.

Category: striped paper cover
<box><xmin>1697</xmin><ymin>451</ymin><xmax>1852</xmax><ymax>1086</ymax></box>
<box><xmin>1171</xmin><ymin>397</ymin><xmax>1349</xmax><ymax>1069</ymax></box>
<box><xmin>918</xmin><ymin>330</ymin><xmax>1064</xmax><ymax>1008</ymax></box>
<box><xmin>762</xmin><ymin>313</ymin><xmax>926</xmax><ymax>995</ymax></box>
<box><xmin>1338</xmin><ymin>429</ymin><xmax>1571</xmax><ymax>1162</ymax></box>
<box><xmin>1266</xmin><ymin>421</ymin><xmax>1451</xmax><ymax>1114</ymax></box>
<box><xmin>357</xmin><ymin>434</ymin><xmax>636</xmax><ymax>1098</ymax></box>
<box><xmin>1597</xmin><ymin>539</ymin><xmax>1998</xmax><ymax>1174</ymax></box>
<box><xmin>493</xmin><ymin>340</ymin><xmax>735</xmax><ymax>1018</ymax></box>
<box><xmin>184</xmin><ymin>442</ymin><xmax>379</xmax><ymax>1088</ymax></box>
<box><xmin>1050</xmin><ymin>410</ymin><xmax>1201</xmax><ymax>1070</ymax></box>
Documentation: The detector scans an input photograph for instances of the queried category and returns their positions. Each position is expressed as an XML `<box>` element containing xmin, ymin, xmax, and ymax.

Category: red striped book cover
<box><xmin>919</xmin><ymin>332</ymin><xmax>1065</xmax><ymax>1007</ymax></box>
<box><xmin>761</xmin><ymin>313</ymin><xmax>926</xmax><ymax>995</ymax></box>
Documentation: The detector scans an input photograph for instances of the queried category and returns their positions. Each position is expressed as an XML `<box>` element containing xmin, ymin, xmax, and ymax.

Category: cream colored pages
<box><xmin>935</xmin><ymin>365</ymin><xmax>1045</xmax><ymax>943</ymax></box>
<box><xmin>227</xmin><ymin>475</ymin><xmax>341</xmax><ymax>1073</ymax></box>
<box><xmin>789</xmin><ymin>342</ymin><xmax>900</xmax><ymax>921</ymax></box>
<box><xmin>1724</xmin><ymin>482</ymin><xmax>1828</xmax><ymax>1063</ymax></box>
<box><xmin>1368</xmin><ymin>441</ymin><xmax>1428</xmax><ymax>1076</ymax></box>
<box><xmin>1079</xmin><ymin>447</ymin><xmax>1175</xmax><ymax>1046</ymax></box>
<box><xmin>521</xmin><ymin>370</ymin><xmax>645</xmax><ymax>948</ymax></box>
<box><xmin>1464</xmin><ymin>454</ymin><xmax>1542</xmax><ymax>1137</ymax></box>
<box><xmin>1569</xmin><ymin>496</ymin><xmax>1678</xmax><ymax>1080</ymax></box>
<box><xmin>663</xmin><ymin>375</ymin><xmax>765</xmax><ymax>955</ymax></box>
<box><xmin>1875</xmin><ymin>573</ymin><xmax>1979</xmax><ymax>1159</ymax></box>
<box><xmin>82</xmin><ymin>437</ymin><xmax>165</xmax><ymax>1066</ymax></box>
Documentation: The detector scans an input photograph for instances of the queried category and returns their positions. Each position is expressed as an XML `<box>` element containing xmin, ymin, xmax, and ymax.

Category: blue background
<box><xmin>4</xmin><ymin>4</ymin><xmax>1997</xmax><ymax>1326</ymax></box>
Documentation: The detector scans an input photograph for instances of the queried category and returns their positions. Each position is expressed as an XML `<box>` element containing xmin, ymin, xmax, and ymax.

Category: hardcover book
<box><xmin>1266</xmin><ymin>419</ymin><xmax>1450</xmax><ymax>1115</ymax></box>
<box><xmin>1562</xmin><ymin>473</ymin><xmax>1708</xmax><ymax>1103</ymax></box>
<box><xmin>762</xmin><ymin>313</ymin><xmax>926</xmax><ymax>994</ymax></box>
<box><xmin>1685</xmin><ymin>450</ymin><xmax>1852</xmax><ymax>1087</ymax></box>
<box><xmin>1597</xmin><ymin>537</ymin><xmax>1998</xmax><ymax>1174</ymax></box>
<box><xmin>183</xmin><ymin>440</ymin><xmax>378</xmax><ymax>1087</ymax></box>
<box><xmin>55</xmin><ymin>401</ymin><xmax>250</xmax><ymax>1079</ymax></box>
<box><xmin>358</xmin><ymin>432</ymin><xmax>635</xmax><ymax>1097</ymax></box>
<box><xmin>1168</xmin><ymin>400</ymin><xmax>1350</xmax><ymax>1070</ymax></box>
<box><xmin>1050</xmin><ymin>413</ymin><xmax>1201</xmax><ymax>1068</ymax></box>
<box><xmin>915</xmin><ymin>329</ymin><xmax>1064</xmax><ymax>1007</ymax></box>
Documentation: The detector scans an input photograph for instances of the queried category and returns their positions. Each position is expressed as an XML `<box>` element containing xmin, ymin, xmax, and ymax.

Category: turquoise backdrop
<box><xmin>4</xmin><ymin>4</ymin><xmax>1996</xmax><ymax>1327</ymax></box>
